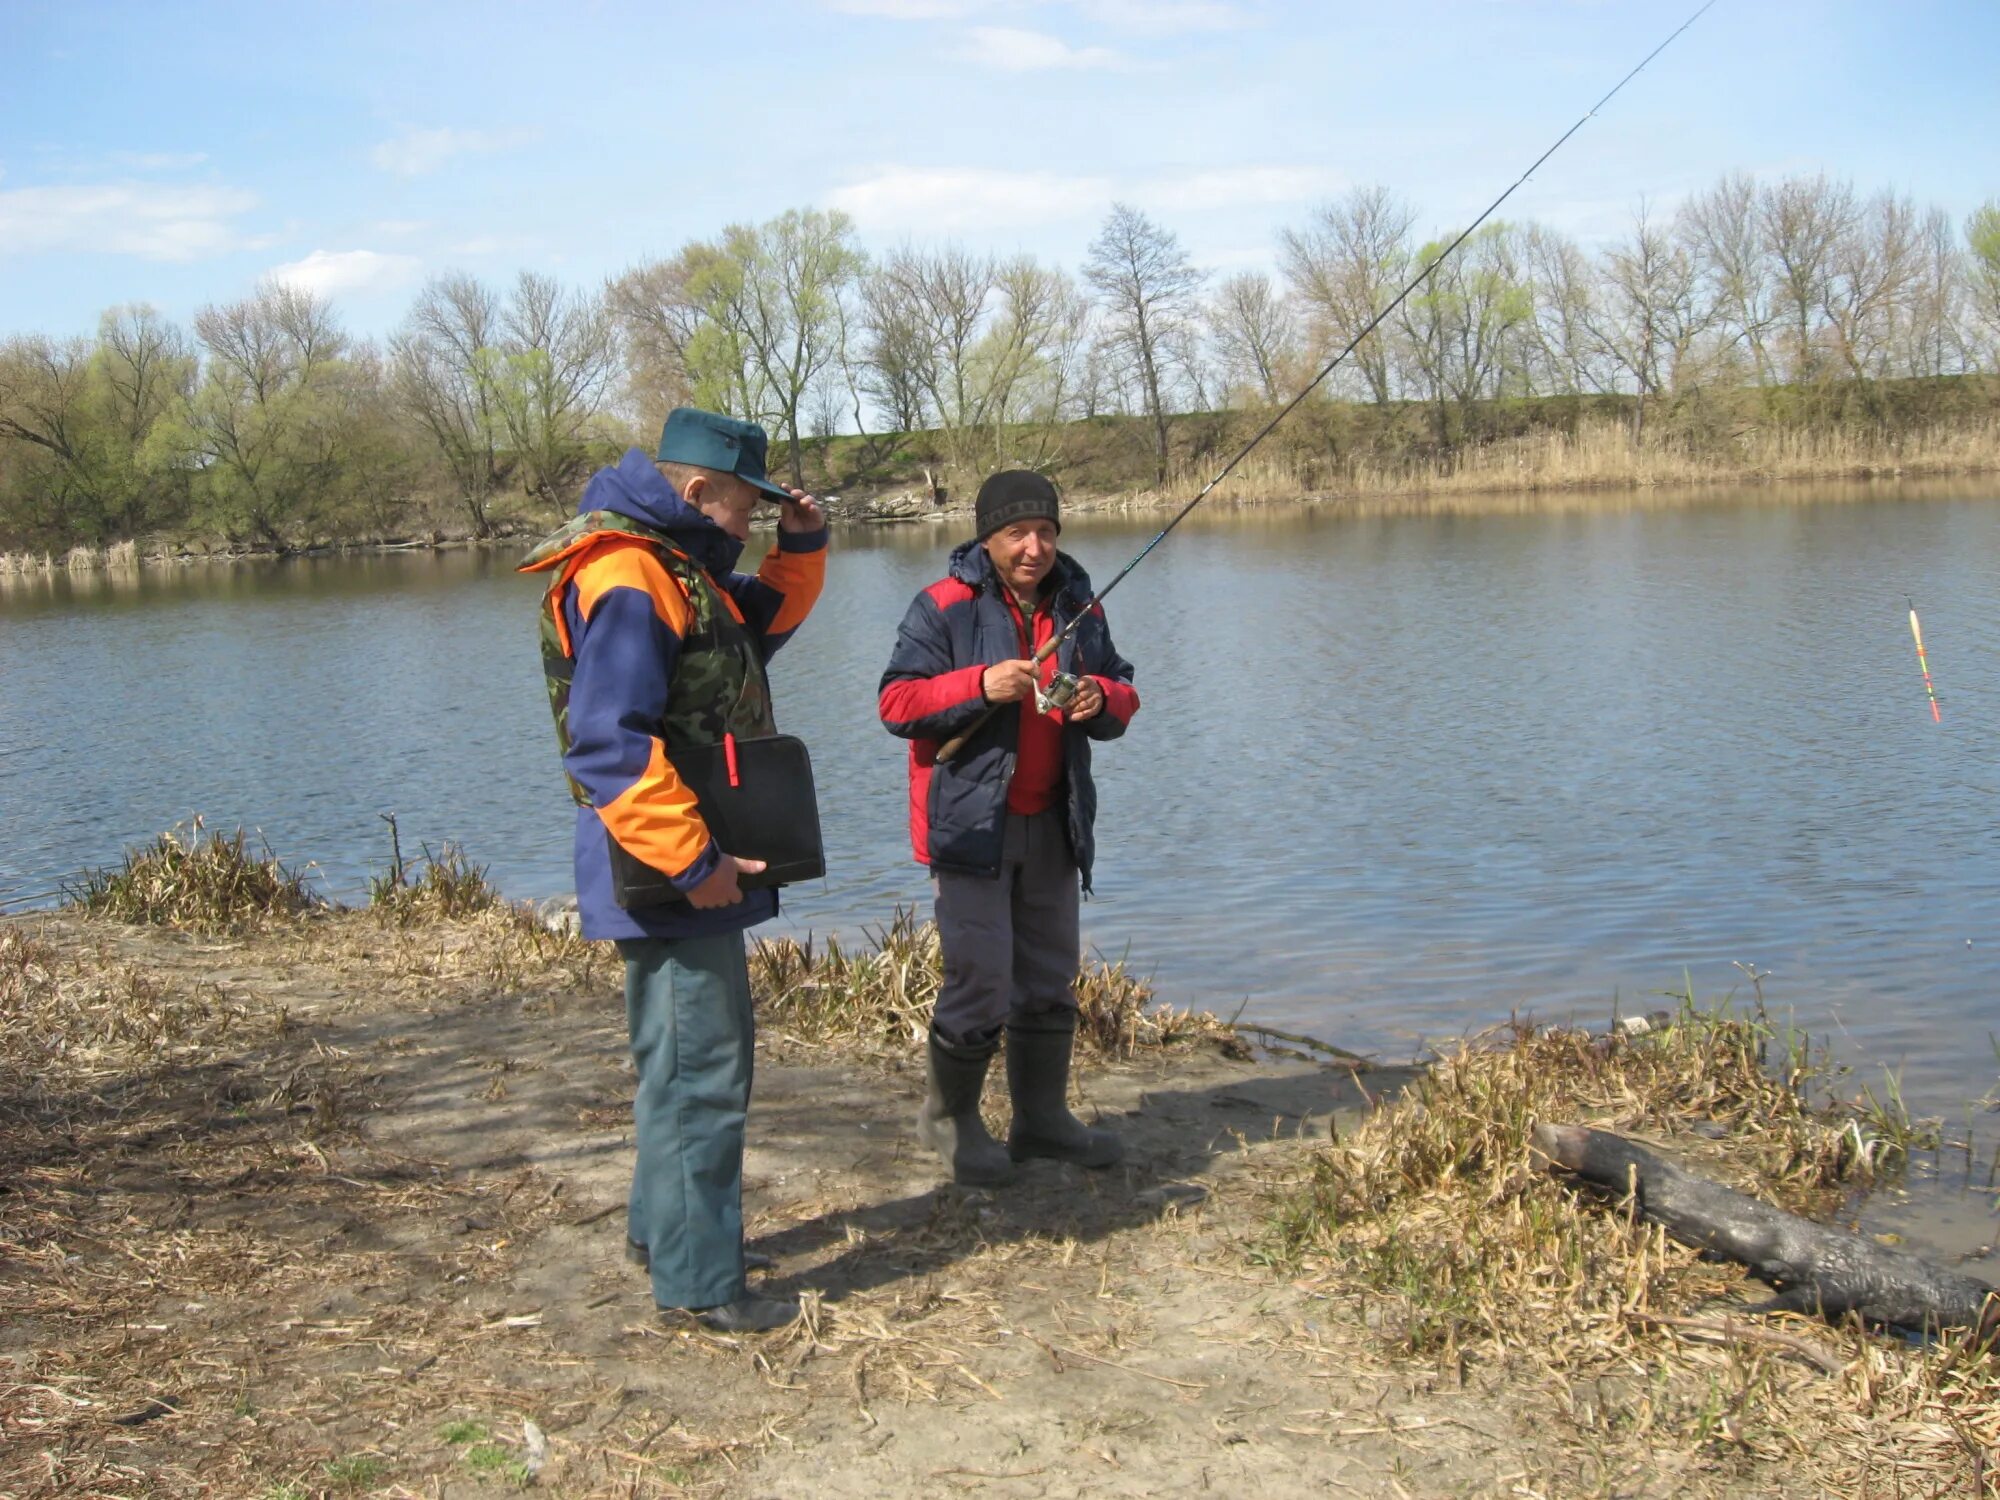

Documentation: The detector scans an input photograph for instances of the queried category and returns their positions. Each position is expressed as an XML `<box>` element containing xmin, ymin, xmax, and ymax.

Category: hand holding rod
<box><xmin>932</xmin><ymin>0</ymin><xmax>1714</xmax><ymax>766</ymax></box>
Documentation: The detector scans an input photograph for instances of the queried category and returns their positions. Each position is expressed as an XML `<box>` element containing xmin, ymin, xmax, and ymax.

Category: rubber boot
<box><xmin>917</xmin><ymin>1029</ymin><xmax>1015</xmax><ymax>1185</ymax></box>
<box><xmin>1006</xmin><ymin>1013</ymin><xmax>1124</xmax><ymax>1168</ymax></box>
<box><xmin>693</xmin><ymin>1295</ymin><xmax>799</xmax><ymax>1333</ymax></box>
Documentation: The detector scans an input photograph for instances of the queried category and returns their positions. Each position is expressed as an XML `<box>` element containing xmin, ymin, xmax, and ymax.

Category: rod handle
<box><xmin>936</xmin><ymin>706</ymin><xmax>997</xmax><ymax>764</ymax></box>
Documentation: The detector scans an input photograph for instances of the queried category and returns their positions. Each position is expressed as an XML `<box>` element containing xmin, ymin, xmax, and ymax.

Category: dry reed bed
<box><xmin>1265</xmin><ymin>1009</ymin><xmax>1999</xmax><ymax>1494</ymax></box>
<box><xmin>0</xmin><ymin>908</ymin><xmax>638</xmax><ymax>1496</ymax></box>
<box><xmin>748</xmin><ymin>906</ymin><xmax>1235</xmax><ymax>1060</ymax></box>
<box><xmin>1094</xmin><ymin>415</ymin><xmax>2000</xmax><ymax>514</ymax></box>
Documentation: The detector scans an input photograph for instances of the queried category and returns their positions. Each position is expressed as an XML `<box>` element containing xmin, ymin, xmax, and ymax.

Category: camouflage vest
<box><xmin>524</xmin><ymin>510</ymin><xmax>776</xmax><ymax>808</ymax></box>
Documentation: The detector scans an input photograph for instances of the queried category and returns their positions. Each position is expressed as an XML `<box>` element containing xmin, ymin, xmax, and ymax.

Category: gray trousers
<box><xmin>932</xmin><ymin>810</ymin><xmax>1081</xmax><ymax>1048</ymax></box>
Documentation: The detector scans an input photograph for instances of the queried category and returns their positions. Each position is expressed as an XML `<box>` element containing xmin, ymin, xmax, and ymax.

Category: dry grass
<box><xmin>748</xmin><ymin>907</ymin><xmax>1233</xmax><ymax>1057</ymax></box>
<box><xmin>1104</xmin><ymin>415</ymin><xmax>2000</xmax><ymax>513</ymax></box>
<box><xmin>368</xmin><ymin>838</ymin><xmax>502</xmax><ymax>927</ymax></box>
<box><xmin>1263</xmin><ymin>1001</ymin><xmax>2000</xmax><ymax>1492</ymax></box>
<box><xmin>65</xmin><ymin>818</ymin><xmax>319</xmax><ymax>933</ymax></box>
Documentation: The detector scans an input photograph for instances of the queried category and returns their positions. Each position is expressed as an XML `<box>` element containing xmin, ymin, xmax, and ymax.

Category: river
<box><xmin>3</xmin><ymin>481</ymin><xmax>1996</xmax><ymax>1244</ymax></box>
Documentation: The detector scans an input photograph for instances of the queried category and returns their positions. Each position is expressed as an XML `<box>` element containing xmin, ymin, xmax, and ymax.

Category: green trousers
<box><xmin>618</xmin><ymin>932</ymin><xmax>755</xmax><ymax>1311</ymax></box>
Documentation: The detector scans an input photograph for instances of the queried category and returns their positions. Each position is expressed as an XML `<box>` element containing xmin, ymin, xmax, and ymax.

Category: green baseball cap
<box><xmin>656</xmin><ymin>407</ymin><xmax>792</xmax><ymax>502</ymax></box>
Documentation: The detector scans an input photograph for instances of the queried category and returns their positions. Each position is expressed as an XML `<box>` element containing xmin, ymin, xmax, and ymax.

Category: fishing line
<box><xmin>938</xmin><ymin>0</ymin><xmax>1717</xmax><ymax>761</ymax></box>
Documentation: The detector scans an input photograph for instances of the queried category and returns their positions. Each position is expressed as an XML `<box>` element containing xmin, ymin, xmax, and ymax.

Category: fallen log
<box><xmin>1531</xmin><ymin>1121</ymin><xmax>2000</xmax><ymax>1343</ymax></box>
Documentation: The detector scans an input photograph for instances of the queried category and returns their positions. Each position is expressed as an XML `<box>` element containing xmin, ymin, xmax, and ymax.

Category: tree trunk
<box><xmin>1531</xmin><ymin>1122</ymin><xmax>1998</xmax><ymax>1342</ymax></box>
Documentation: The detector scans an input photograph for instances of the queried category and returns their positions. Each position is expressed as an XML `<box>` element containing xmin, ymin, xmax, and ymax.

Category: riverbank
<box><xmin>7</xmin><ymin>409</ymin><xmax>1999</xmax><ymax>584</ymax></box>
<box><xmin>5</xmin><ymin>860</ymin><xmax>1995</xmax><ymax>1496</ymax></box>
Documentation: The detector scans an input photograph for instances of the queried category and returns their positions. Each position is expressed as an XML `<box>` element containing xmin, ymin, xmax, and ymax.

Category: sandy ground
<box><xmin>1</xmin><ymin>911</ymin><xmax>1880</xmax><ymax>1498</ymax></box>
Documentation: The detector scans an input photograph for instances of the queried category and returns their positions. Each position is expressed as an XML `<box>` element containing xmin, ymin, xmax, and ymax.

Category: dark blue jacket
<box><xmin>878</xmin><ymin>540</ymin><xmax>1138</xmax><ymax>891</ymax></box>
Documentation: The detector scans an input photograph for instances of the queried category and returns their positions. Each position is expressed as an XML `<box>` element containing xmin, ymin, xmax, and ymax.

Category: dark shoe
<box><xmin>916</xmin><ymin>1029</ymin><xmax>1015</xmax><ymax>1185</ymax></box>
<box><xmin>1006</xmin><ymin>1015</ymin><xmax>1124</xmax><ymax>1168</ymax></box>
<box><xmin>628</xmin><ymin>1239</ymin><xmax>772</xmax><ymax>1273</ymax></box>
<box><xmin>691</xmin><ymin>1295</ymin><xmax>799</xmax><ymax>1333</ymax></box>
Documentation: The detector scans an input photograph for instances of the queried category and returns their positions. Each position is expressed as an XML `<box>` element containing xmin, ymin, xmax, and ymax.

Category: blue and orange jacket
<box><xmin>878</xmin><ymin>540</ymin><xmax>1138</xmax><ymax>890</ymax></box>
<box><xmin>521</xmin><ymin>448</ymin><xmax>826</xmax><ymax>941</ymax></box>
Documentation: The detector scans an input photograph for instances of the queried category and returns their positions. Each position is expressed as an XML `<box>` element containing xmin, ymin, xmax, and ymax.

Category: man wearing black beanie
<box><xmin>878</xmin><ymin>470</ymin><xmax>1142</xmax><ymax>1184</ymax></box>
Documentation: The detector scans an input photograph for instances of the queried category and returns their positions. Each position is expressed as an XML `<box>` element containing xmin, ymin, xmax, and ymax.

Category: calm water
<box><xmin>4</xmin><ymin>486</ymin><xmax>1997</xmax><ymax>1140</ymax></box>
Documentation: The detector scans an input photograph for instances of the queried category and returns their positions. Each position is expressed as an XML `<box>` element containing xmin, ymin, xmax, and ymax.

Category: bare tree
<box><xmin>180</xmin><ymin>284</ymin><xmax>351</xmax><ymax>545</ymax></box>
<box><xmin>1904</xmin><ymin>208</ymin><xmax>1968</xmax><ymax>378</ymax></box>
<box><xmin>855</xmin><ymin>264</ymin><xmax>933</xmax><ymax>434</ymax></box>
<box><xmin>691</xmin><ymin>209</ymin><xmax>867</xmax><ymax>487</ymax></box>
<box><xmin>1521</xmin><ymin>224</ymin><xmax>1610</xmax><ymax>396</ymax></box>
<box><xmin>1759</xmin><ymin>175</ymin><xmax>1858</xmax><ymax>383</ymax></box>
<box><xmin>499</xmin><ymin>271</ymin><xmax>618</xmax><ymax>512</ymax></box>
<box><xmin>604</xmin><ymin>258</ymin><xmax>699</xmax><ymax>438</ymax></box>
<box><xmin>1204</xmin><ymin>273</ymin><xmax>1296</xmax><ymax>404</ymax></box>
<box><xmin>1589</xmin><ymin>204</ymin><xmax>1714</xmax><ymax>441</ymax></box>
<box><xmin>1278</xmin><ymin>185</ymin><xmax>1415</xmax><ymax>404</ymax></box>
<box><xmin>1679</xmin><ymin>172</ymin><xmax>1776</xmax><ymax>384</ymax></box>
<box><xmin>1824</xmin><ymin>190</ymin><xmax>1921</xmax><ymax>391</ymax></box>
<box><xmin>1083</xmin><ymin>202</ymin><xmax>1206</xmax><ymax>483</ymax></box>
<box><xmin>393</xmin><ymin>274</ymin><xmax>511</xmax><ymax>537</ymax></box>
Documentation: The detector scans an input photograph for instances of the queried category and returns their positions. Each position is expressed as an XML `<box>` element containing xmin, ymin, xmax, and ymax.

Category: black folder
<box><xmin>607</xmin><ymin>733</ymin><xmax>825</xmax><ymax>910</ymax></box>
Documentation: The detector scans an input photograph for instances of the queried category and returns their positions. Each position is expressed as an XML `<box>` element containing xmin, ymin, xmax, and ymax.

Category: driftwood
<box><xmin>1532</xmin><ymin>1122</ymin><xmax>2000</xmax><ymax>1343</ymax></box>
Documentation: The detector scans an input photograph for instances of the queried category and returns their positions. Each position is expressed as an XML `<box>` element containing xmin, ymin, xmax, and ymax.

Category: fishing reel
<box><xmin>1036</xmin><ymin>670</ymin><xmax>1083</xmax><ymax>716</ymax></box>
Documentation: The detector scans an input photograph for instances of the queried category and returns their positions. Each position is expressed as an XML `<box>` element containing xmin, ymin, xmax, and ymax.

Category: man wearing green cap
<box><xmin>520</xmin><ymin>408</ymin><xmax>827</xmax><ymax>1332</ymax></box>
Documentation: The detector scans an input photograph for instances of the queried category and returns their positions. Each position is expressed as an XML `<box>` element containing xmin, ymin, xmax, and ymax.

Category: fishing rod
<box><xmin>937</xmin><ymin>0</ymin><xmax>1717</xmax><ymax>763</ymax></box>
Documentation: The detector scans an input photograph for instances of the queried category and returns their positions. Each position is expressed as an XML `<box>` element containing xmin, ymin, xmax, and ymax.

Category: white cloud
<box><xmin>267</xmin><ymin>248</ymin><xmax>422</xmax><ymax>298</ymax></box>
<box><xmin>1074</xmin><ymin>0</ymin><xmax>1252</xmax><ymax>33</ymax></box>
<box><xmin>828</xmin><ymin>0</ymin><xmax>980</xmax><ymax>13</ymax></box>
<box><xmin>106</xmin><ymin>150</ymin><xmax>211</xmax><ymax>171</ymax></box>
<box><xmin>1143</xmin><ymin>165</ymin><xmax>1345</xmax><ymax>211</ymax></box>
<box><xmin>962</xmin><ymin>24</ymin><xmax>1133</xmax><ymax>69</ymax></box>
<box><xmin>369</xmin><ymin>127</ymin><xmax>536</xmax><ymax>178</ymax></box>
<box><xmin>829</xmin><ymin>166</ymin><xmax>1113</xmax><ymax>232</ymax></box>
<box><xmin>0</xmin><ymin>181</ymin><xmax>259</xmax><ymax>261</ymax></box>
<box><xmin>829</xmin><ymin>161</ymin><xmax>1337</xmax><ymax>234</ymax></box>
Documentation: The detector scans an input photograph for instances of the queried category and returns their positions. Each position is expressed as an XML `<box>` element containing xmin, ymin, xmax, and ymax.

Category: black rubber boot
<box><xmin>917</xmin><ymin>1029</ymin><xmax>1015</xmax><ymax>1185</ymax></box>
<box><xmin>690</xmin><ymin>1295</ymin><xmax>799</xmax><ymax>1333</ymax></box>
<box><xmin>1005</xmin><ymin>1013</ymin><xmax>1123</xmax><ymax>1168</ymax></box>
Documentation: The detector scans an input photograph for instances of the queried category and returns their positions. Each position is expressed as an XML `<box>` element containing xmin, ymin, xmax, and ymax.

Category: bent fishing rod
<box><xmin>937</xmin><ymin>0</ymin><xmax>1716</xmax><ymax>764</ymax></box>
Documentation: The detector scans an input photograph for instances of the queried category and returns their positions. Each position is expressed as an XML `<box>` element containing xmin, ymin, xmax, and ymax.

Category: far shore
<box><xmin>6</xmin><ymin>457</ymin><xmax>1998</xmax><ymax>584</ymax></box>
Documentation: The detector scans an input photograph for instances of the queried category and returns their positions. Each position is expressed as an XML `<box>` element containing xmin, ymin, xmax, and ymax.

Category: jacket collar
<box><xmin>573</xmin><ymin>447</ymin><xmax>746</xmax><ymax>578</ymax></box>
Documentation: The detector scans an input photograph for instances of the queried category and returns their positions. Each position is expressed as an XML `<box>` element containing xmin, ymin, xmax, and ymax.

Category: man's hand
<box><xmin>777</xmin><ymin>487</ymin><xmax>824</xmax><ymax>534</ymax></box>
<box><xmin>1065</xmin><ymin>676</ymin><xmax>1105</xmax><ymax>722</ymax></box>
<box><xmin>982</xmin><ymin>658</ymin><xmax>1038</xmax><ymax>704</ymax></box>
<box><xmin>687</xmin><ymin>853</ymin><xmax>766</xmax><ymax>909</ymax></box>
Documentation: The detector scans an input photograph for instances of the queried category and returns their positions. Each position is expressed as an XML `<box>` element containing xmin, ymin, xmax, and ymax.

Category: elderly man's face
<box><xmin>689</xmin><ymin>472</ymin><xmax>761</xmax><ymax>542</ymax></box>
<box><xmin>982</xmin><ymin>519</ymin><xmax>1057</xmax><ymax>601</ymax></box>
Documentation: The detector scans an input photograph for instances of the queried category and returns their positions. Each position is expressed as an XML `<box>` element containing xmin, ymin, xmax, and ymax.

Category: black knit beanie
<box><xmin>974</xmin><ymin>470</ymin><xmax>1061</xmax><ymax>541</ymax></box>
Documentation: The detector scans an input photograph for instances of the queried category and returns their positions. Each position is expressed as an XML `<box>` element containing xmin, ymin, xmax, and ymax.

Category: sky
<box><xmin>3</xmin><ymin>0</ymin><xmax>1997</xmax><ymax>342</ymax></box>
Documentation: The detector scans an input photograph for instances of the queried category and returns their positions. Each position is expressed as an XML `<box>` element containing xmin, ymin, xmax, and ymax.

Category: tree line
<box><xmin>4</xmin><ymin>171</ymin><xmax>1999</xmax><ymax>551</ymax></box>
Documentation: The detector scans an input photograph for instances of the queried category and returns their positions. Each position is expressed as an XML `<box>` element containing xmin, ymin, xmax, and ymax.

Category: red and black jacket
<box><xmin>878</xmin><ymin>540</ymin><xmax>1139</xmax><ymax>890</ymax></box>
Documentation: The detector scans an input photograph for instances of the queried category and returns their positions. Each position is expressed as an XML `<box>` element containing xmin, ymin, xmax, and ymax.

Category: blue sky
<box><xmin>3</xmin><ymin>0</ymin><xmax>1996</xmax><ymax>341</ymax></box>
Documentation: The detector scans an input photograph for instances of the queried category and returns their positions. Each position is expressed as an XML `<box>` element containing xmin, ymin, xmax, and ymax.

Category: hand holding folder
<box><xmin>607</xmin><ymin>733</ymin><xmax>825</xmax><ymax>911</ymax></box>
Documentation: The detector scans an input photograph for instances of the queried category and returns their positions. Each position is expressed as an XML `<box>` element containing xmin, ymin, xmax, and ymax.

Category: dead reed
<box><xmin>66</xmin><ymin>818</ymin><xmax>319</xmax><ymax>933</ymax></box>
<box><xmin>748</xmin><ymin>907</ymin><xmax>1232</xmax><ymax>1057</ymax></box>
<box><xmin>1121</xmin><ymin>415</ymin><xmax>2000</xmax><ymax>512</ymax></box>
<box><xmin>368</xmin><ymin>837</ymin><xmax>501</xmax><ymax>927</ymax></box>
<box><xmin>1263</xmin><ymin>1002</ymin><xmax>2000</xmax><ymax>1491</ymax></box>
